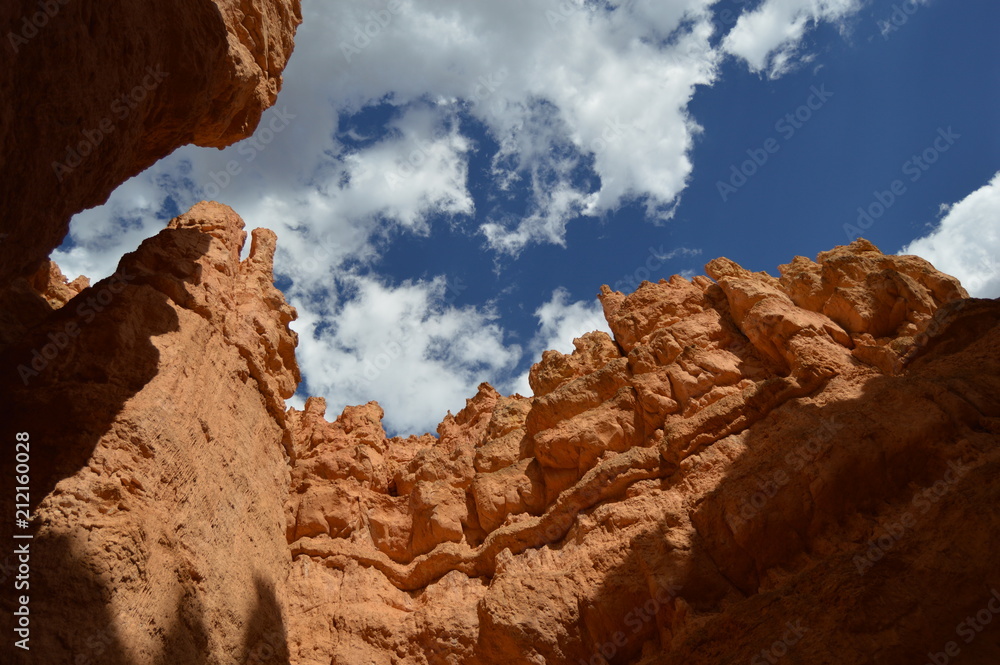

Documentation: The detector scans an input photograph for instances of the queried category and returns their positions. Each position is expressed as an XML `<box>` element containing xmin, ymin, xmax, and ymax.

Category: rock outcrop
<box><xmin>1</xmin><ymin>9</ymin><xmax>997</xmax><ymax>660</ymax></box>
<box><xmin>282</xmin><ymin>240</ymin><xmax>1000</xmax><ymax>665</ymax></box>
<box><xmin>0</xmin><ymin>202</ymin><xmax>300</xmax><ymax>664</ymax></box>
<box><xmin>2</xmin><ymin>191</ymin><xmax>997</xmax><ymax>664</ymax></box>
<box><xmin>0</xmin><ymin>0</ymin><xmax>302</xmax><ymax>284</ymax></box>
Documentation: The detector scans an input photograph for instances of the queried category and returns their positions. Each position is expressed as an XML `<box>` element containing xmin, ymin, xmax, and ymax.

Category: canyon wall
<box><xmin>3</xmin><ymin>201</ymin><xmax>998</xmax><ymax>664</ymax></box>
<box><xmin>1</xmin><ymin>203</ymin><xmax>300</xmax><ymax>663</ymax></box>
<box><xmin>0</xmin><ymin>0</ymin><xmax>302</xmax><ymax>284</ymax></box>
<box><xmin>282</xmin><ymin>241</ymin><xmax>1000</xmax><ymax>664</ymax></box>
<box><xmin>0</xmin><ymin>2</ymin><xmax>301</xmax><ymax>662</ymax></box>
<box><xmin>6</xmin><ymin>202</ymin><xmax>998</xmax><ymax>665</ymax></box>
<box><xmin>2</xmin><ymin>3</ymin><xmax>999</xmax><ymax>664</ymax></box>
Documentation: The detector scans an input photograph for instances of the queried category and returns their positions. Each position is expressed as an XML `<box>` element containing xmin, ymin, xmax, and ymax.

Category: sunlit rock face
<box><xmin>285</xmin><ymin>240</ymin><xmax>1000</xmax><ymax>665</ymax></box>
<box><xmin>5</xmin><ymin>195</ymin><xmax>998</xmax><ymax>665</ymax></box>
<box><xmin>0</xmin><ymin>203</ymin><xmax>301</xmax><ymax>663</ymax></box>
<box><xmin>1</xmin><ymin>4</ymin><xmax>997</xmax><ymax>663</ymax></box>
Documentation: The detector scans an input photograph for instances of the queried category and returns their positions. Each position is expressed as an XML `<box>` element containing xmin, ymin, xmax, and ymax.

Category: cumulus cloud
<box><xmin>54</xmin><ymin>0</ymin><xmax>873</xmax><ymax>279</ymax></box>
<box><xmin>900</xmin><ymin>171</ymin><xmax>1000</xmax><ymax>298</ymax></box>
<box><xmin>55</xmin><ymin>0</ymin><xmax>726</xmax><ymax>278</ymax></box>
<box><xmin>722</xmin><ymin>0</ymin><xmax>861</xmax><ymax>77</ymax></box>
<box><xmin>51</xmin><ymin>0</ymin><xmax>873</xmax><ymax>432</ymax></box>
<box><xmin>292</xmin><ymin>273</ymin><xmax>522</xmax><ymax>435</ymax></box>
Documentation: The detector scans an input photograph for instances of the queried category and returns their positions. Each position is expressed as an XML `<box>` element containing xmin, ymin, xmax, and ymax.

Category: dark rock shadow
<box><xmin>0</xmin><ymin>227</ymin><xmax>217</xmax><ymax>664</ymax></box>
<box><xmin>239</xmin><ymin>576</ymin><xmax>291</xmax><ymax>665</ymax></box>
<box><xmin>581</xmin><ymin>300</ymin><xmax>1000</xmax><ymax>664</ymax></box>
<box><xmin>0</xmin><ymin>0</ymin><xmax>245</xmax><ymax>284</ymax></box>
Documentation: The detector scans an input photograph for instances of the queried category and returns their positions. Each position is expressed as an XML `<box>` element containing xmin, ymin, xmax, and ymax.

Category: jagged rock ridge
<box><xmin>3</xmin><ymin>201</ymin><xmax>998</xmax><ymax>664</ymax></box>
<box><xmin>1</xmin><ymin>203</ymin><xmax>300</xmax><ymax>663</ymax></box>
<box><xmin>1</xmin><ymin>3</ymin><xmax>998</xmax><ymax>663</ymax></box>
<box><xmin>281</xmin><ymin>239</ymin><xmax>1000</xmax><ymax>664</ymax></box>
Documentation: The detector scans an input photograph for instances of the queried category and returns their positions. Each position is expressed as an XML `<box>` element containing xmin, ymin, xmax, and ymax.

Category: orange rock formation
<box><xmin>0</xmin><ymin>0</ymin><xmax>303</xmax><ymax>284</ymax></box>
<box><xmin>3</xmin><ymin>202</ymin><xmax>998</xmax><ymax>665</ymax></box>
<box><xmin>282</xmin><ymin>239</ymin><xmax>1000</xmax><ymax>665</ymax></box>
<box><xmin>2</xmin><ymin>3</ymin><xmax>998</xmax><ymax>664</ymax></box>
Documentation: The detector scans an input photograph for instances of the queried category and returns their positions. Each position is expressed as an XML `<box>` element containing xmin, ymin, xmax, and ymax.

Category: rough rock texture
<box><xmin>0</xmin><ymin>0</ymin><xmax>302</xmax><ymax>284</ymax></box>
<box><xmin>0</xmin><ymin>202</ymin><xmax>300</xmax><ymax>664</ymax></box>
<box><xmin>284</xmin><ymin>240</ymin><xmax>1000</xmax><ymax>665</ymax></box>
<box><xmin>2</xmin><ymin>189</ymin><xmax>997</xmax><ymax>665</ymax></box>
<box><xmin>6</xmin><ymin>4</ymin><xmax>996</xmax><ymax>662</ymax></box>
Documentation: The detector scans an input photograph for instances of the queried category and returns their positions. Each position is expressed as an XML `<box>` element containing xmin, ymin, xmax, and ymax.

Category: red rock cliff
<box><xmin>3</xmin><ymin>204</ymin><xmax>998</xmax><ymax>664</ymax></box>
<box><xmin>282</xmin><ymin>240</ymin><xmax>1000</xmax><ymax>664</ymax></box>
<box><xmin>0</xmin><ymin>0</ymin><xmax>302</xmax><ymax>284</ymax></box>
<box><xmin>1</xmin><ymin>202</ymin><xmax>300</xmax><ymax>663</ymax></box>
<box><xmin>2</xmin><ymin>3</ymin><xmax>999</xmax><ymax>664</ymax></box>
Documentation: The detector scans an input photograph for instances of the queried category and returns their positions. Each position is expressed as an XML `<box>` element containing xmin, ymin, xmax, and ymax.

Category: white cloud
<box><xmin>49</xmin><ymin>0</ymin><xmax>874</xmax><ymax>432</ymax></box>
<box><xmin>291</xmin><ymin>273</ymin><xmax>522</xmax><ymax>436</ymax></box>
<box><xmin>54</xmin><ymin>0</ymin><xmax>874</xmax><ymax>278</ymax></box>
<box><xmin>50</xmin><ymin>172</ymin><xmax>180</xmax><ymax>280</ymax></box>
<box><xmin>900</xmin><ymin>171</ymin><xmax>1000</xmax><ymax>298</ymax></box>
<box><xmin>878</xmin><ymin>0</ymin><xmax>931</xmax><ymax>39</ymax></box>
<box><xmin>722</xmin><ymin>0</ymin><xmax>861</xmax><ymax>77</ymax></box>
<box><xmin>509</xmin><ymin>287</ymin><xmax>612</xmax><ymax>397</ymax></box>
<box><xmin>58</xmin><ymin>0</ymin><xmax>724</xmax><ymax>273</ymax></box>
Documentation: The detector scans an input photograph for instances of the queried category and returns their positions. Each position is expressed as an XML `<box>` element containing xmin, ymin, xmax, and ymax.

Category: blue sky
<box><xmin>55</xmin><ymin>0</ymin><xmax>999</xmax><ymax>434</ymax></box>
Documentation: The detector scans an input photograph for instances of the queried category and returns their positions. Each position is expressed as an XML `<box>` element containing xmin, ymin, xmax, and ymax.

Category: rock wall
<box><xmin>0</xmin><ymin>202</ymin><xmax>300</xmax><ymax>663</ymax></box>
<box><xmin>2</xmin><ymin>195</ymin><xmax>997</xmax><ymax>664</ymax></box>
<box><xmin>2</xmin><ymin>3</ymin><xmax>998</xmax><ymax>664</ymax></box>
<box><xmin>0</xmin><ymin>0</ymin><xmax>302</xmax><ymax>284</ymax></box>
<box><xmin>283</xmin><ymin>240</ymin><xmax>1000</xmax><ymax>664</ymax></box>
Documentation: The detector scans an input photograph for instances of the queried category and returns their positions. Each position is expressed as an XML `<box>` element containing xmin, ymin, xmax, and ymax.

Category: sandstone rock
<box><xmin>6</xmin><ymin>6</ymin><xmax>994</xmax><ymax>663</ymax></box>
<box><xmin>27</xmin><ymin>260</ymin><xmax>91</xmax><ymax>309</ymax></box>
<box><xmin>0</xmin><ymin>0</ymin><xmax>303</xmax><ymax>284</ymax></box>
<box><xmin>2</xmin><ymin>168</ymin><xmax>995</xmax><ymax>665</ymax></box>
<box><xmin>0</xmin><ymin>202</ymin><xmax>299</xmax><ymax>664</ymax></box>
<box><xmin>283</xmin><ymin>241</ymin><xmax>996</xmax><ymax>665</ymax></box>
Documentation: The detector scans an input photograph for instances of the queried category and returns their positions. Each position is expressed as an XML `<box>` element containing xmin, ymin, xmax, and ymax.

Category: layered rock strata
<box><xmin>283</xmin><ymin>240</ymin><xmax>1000</xmax><ymax>665</ymax></box>
<box><xmin>3</xmin><ymin>193</ymin><xmax>997</xmax><ymax>664</ymax></box>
